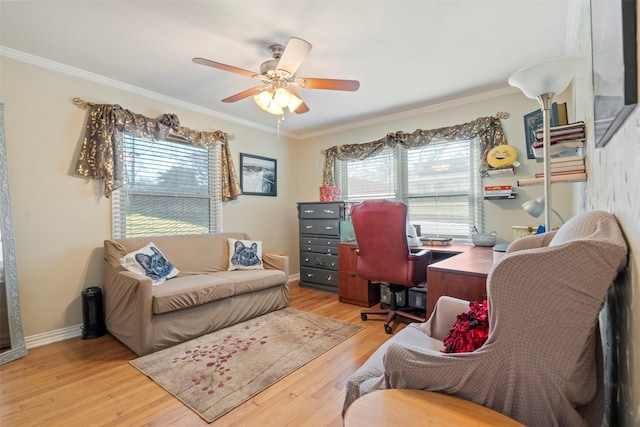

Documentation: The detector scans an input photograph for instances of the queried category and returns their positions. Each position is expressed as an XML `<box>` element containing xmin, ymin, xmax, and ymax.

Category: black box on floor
<box><xmin>408</xmin><ymin>287</ymin><xmax>427</xmax><ymax>310</ymax></box>
<box><xmin>380</xmin><ymin>284</ymin><xmax>407</xmax><ymax>307</ymax></box>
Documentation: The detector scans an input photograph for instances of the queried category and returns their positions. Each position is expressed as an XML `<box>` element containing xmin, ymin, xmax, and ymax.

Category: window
<box><xmin>337</xmin><ymin>138</ymin><xmax>482</xmax><ymax>240</ymax></box>
<box><xmin>112</xmin><ymin>134</ymin><xmax>222</xmax><ymax>238</ymax></box>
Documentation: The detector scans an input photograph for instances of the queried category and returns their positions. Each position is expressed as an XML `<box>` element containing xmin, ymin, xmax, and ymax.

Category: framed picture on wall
<box><xmin>591</xmin><ymin>0</ymin><xmax>638</xmax><ymax>148</ymax></box>
<box><xmin>240</xmin><ymin>153</ymin><xmax>277</xmax><ymax>196</ymax></box>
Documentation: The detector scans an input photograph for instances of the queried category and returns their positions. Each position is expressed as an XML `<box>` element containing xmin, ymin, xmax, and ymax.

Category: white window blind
<box><xmin>336</xmin><ymin>146</ymin><xmax>397</xmax><ymax>200</ymax></box>
<box><xmin>112</xmin><ymin>134</ymin><xmax>222</xmax><ymax>238</ymax></box>
<box><xmin>337</xmin><ymin>138</ymin><xmax>482</xmax><ymax>240</ymax></box>
<box><xmin>406</xmin><ymin>139</ymin><xmax>482</xmax><ymax>239</ymax></box>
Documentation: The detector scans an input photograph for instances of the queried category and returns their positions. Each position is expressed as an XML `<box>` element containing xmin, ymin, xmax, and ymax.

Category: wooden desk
<box><xmin>344</xmin><ymin>389</ymin><xmax>524</xmax><ymax>426</ymax></box>
<box><xmin>338</xmin><ymin>242</ymin><xmax>475</xmax><ymax>307</ymax></box>
<box><xmin>338</xmin><ymin>242</ymin><xmax>492</xmax><ymax>314</ymax></box>
<box><xmin>426</xmin><ymin>246</ymin><xmax>494</xmax><ymax>317</ymax></box>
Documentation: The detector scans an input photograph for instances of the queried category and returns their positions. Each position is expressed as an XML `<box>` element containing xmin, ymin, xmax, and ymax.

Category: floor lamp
<box><xmin>508</xmin><ymin>57</ymin><xmax>581</xmax><ymax>232</ymax></box>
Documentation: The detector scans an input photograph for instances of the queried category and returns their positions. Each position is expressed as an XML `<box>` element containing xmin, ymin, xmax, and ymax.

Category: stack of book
<box><xmin>534</xmin><ymin>154</ymin><xmax>585</xmax><ymax>179</ymax></box>
<box><xmin>533</xmin><ymin>122</ymin><xmax>586</xmax><ymax>158</ymax></box>
<box><xmin>484</xmin><ymin>185</ymin><xmax>517</xmax><ymax>200</ymax></box>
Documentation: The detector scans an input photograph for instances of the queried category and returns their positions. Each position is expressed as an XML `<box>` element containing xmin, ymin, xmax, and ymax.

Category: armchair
<box><xmin>343</xmin><ymin>210</ymin><xmax>628</xmax><ymax>427</ymax></box>
<box><xmin>350</xmin><ymin>200</ymin><xmax>432</xmax><ymax>333</ymax></box>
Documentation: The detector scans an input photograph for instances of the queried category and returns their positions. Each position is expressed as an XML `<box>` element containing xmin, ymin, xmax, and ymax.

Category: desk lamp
<box><xmin>508</xmin><ymin>56</ymin><xmax>580</xmax><ymax>232</ymax></box>
<box><xmin>522</xmin><ymin>196</ymin><xmax>565</xmax><ymax>230</ymax></box>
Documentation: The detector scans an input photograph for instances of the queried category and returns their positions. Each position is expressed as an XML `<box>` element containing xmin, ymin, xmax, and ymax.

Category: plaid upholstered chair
<box><xmin>343</xmin><ymin>210</ymin><xmax>628</xmax><ymax>427</ymax></box>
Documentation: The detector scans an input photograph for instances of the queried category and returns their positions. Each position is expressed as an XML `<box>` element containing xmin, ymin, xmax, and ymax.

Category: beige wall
<box><xmin>298</xmin><ymin>89</ymin><xmax>576</xmax><ymax>244</ymax></box>
<box><xmin>0</xmin><ymin>56</ymin><xmax>301</xmax><ymax>337</ymax></box>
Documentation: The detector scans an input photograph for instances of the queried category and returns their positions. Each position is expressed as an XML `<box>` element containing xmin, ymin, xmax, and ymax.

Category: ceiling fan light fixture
<box><xmin>266</xmin><ymin>101</ymin><xmax>283</xmax><ymax>115</ymax></box>
<box><xmin>273</xmin><ymin>87</ymin><xmax>291</xmax><ymax>107</ymax></box>
<box><xmin>254</xmin><ymin>90</ymin><xmax>273</xmax><ymax>110</ymax></box>
<box><xmin>287</xmin><ymin>92</ymin><xmax>303</xmax><ymax>113</ymax></box>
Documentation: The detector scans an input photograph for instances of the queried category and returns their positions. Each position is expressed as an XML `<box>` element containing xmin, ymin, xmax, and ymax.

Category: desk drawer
<box><xmin>299</xmin><ymin>219</ymin><xmax>340</xmax><ymax>236</ymax></box>
<box><xmin>300</xmin><ymin>253</ymin><xmax>338</xmax><ymax>271</ymax></box>
<box><xmin>298</xmin><ymin>202</ymin><xmax>343</xmax><ymax>219</ymax></box>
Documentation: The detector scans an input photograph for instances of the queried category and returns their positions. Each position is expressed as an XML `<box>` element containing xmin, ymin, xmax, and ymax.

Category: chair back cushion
<box><xmin>351</xmin><ymin>200</ymin><xmax>427</xmax><ymax>286</ymax></box>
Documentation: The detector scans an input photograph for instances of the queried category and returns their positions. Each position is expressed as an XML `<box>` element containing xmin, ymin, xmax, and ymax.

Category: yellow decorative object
<box><xmin>487</xmin><ymin>144</ymin><xmax>517</xmax><ymax>168</ymax></box>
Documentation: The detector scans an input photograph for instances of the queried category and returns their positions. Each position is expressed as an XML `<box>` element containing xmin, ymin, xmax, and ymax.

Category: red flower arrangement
<box><xmin>442</xmin><ymin>300</ymin><xmax>489</xmax><ymax>353</ymax></box>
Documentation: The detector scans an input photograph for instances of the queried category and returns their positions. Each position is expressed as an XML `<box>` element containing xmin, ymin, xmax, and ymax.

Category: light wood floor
<box><xmin>0</xmin><ymin>282</ymin><xmax>406</xmax><ymax>426</ymax></box>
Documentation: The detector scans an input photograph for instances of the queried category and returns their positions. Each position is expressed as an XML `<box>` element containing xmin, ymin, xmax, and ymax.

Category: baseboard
<box><xmin>25</xmin><ymin>324</ymin><xmax>82</xmax><ymax>349</ymax></box>
<box><xmin>289</xmin><ymin>273</ymin><xmax>300</xmax><ymax>282</ymax></box>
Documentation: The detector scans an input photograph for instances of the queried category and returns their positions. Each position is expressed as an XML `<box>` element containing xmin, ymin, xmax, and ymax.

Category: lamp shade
<box><xmin>522</xmin><ymin>196</ymin><xmax>545</xmax><ymax>218</ymax></box>
<box><xmin>508</xmin><ymin>56</ymin><xmax>582</xmax><ymax>99</ymax></box>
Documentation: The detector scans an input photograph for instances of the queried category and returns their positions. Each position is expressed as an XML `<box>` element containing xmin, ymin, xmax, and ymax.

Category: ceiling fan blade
<box><xmin>192</xmin><ymin>57</ymin><xmax>256</xmax><ymax>78</ymax></box>
<box><xmin>221</xmin><ymin>86</ymin><xmax>265</xmax><ymax>103</ymax></box>
<box><xmin>294</xmin><ymin>101</ymin><xmax>310</xmax><ymax>114</ymax></box>
<box><xmin>287</xmin><ymin>88</ymin><xmax>310</xmax><ymax>114</ymax></box>
<box><xmin>302</xmin><ymin>77</ymin><xmax>360</xmax><ymax>91</ymax></box>
<box><xmin>276</xmin><ymin>37</ymin><xmax>312</xmax><ymax>76</ymax></box>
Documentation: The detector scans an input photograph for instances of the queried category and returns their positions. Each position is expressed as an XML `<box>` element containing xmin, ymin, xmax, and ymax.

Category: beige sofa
<box><xmin>103</xmin><ymin>232</ymin><xmax>289</xmax><ymax>356</ymax></box>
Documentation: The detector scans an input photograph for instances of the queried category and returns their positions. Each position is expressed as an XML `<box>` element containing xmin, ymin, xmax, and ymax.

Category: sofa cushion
<box><xmin>227</xmin><ymin>238</ymin><xmax>264</xmax><ymax>270</ymax></box>
<box><xmin>214</xmin><ymin>269</ymin><xmax>288</xmax><ymax>296</ymax></box>
<box><xmin>152</xmin><ymin>274</ymin><xmax>234</xmax><ymax>314</ymax></box>
<box><xmin>120</xmin><ymin>242</ymin><xmax>179</xmax><ymax>285</ymax></box>
<box><xmin>106</xmin><ymin>232</ymin><xmax>250</xmax><ymax>274</ymax></box>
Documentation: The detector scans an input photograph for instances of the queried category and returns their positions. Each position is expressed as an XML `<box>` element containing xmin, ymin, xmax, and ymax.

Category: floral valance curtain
<box><xmin>75</xmin><ymin>103</ymin><xmax>241</xmax><ymax>200</ymax></box>
<box><xmin>321</xmin><ymin>115</ymin><xmax>508</xmax><ymax>186</ymax></box>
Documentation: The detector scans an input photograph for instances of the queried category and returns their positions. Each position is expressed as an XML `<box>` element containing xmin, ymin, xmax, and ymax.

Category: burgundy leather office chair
<box><xmin>350</xmin><ymin>200</ymin><xmax>432</xmax><ymax>333</ymax></box>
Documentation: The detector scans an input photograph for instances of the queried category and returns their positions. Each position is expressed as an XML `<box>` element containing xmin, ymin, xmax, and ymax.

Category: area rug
<box><xmin>130</xmin><ymin>308</ymin><xmax>364</xmax><ymax>423</ymax></box>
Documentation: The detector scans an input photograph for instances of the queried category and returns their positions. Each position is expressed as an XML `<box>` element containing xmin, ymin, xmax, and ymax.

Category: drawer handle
<box><xmin>327</xmin><ymin>274</ymin><xmax>334</xmax><ymax>282</ymax></box>
<box><xmin>324</xmin><ymin>226</ymin><xmax>334</xmax><ymax>230</ymax></box>
<box><xmin>323</xmin><ymin>209</ymin><xmax>335</xmax><ymax>214</ymax></box>
<box><xmin>304</xmin><ymin>258</ymin><xmax>310</xmax><ymax>262</ymax></box>
<box><xmin>306</xmin><ymin>273</ymin><xmax>314</xmax><ymax>278</ymax></box>
<box><xmin>304</xmin><ymin>209</ymin><xmax>315</xmax><ymax>214</ymax></box>
<box><xmin>350</xmin><ymin>273</ymin><xmax>357</xmax><ymax>277</ymax></box>
<box><xmin>331</xmin><ymin>262</ymin><xmax>336</xmax><ymax>267</ymax></box>
<box><xmin>349</xmin><ymin>247</ymin><xmax>356</xmax><ymax>251</ymax></box>
<box><xmin>306</xmin><ymin>225</ymin><xmax>314</xmax><ymax>229</ymax></box>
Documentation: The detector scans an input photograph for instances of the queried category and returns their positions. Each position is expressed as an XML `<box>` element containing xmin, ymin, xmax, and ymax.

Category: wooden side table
<box><xmin>344</xmin><ymin>389</ymin><xmax>524</xmax><ymax>426</ymax></box>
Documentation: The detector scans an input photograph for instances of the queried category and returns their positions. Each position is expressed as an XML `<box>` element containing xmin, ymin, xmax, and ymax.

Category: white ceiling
<box><xmin>0</xmin><ymin>1</ymin><xmax>574</xmax><ymax>138</ymax></box>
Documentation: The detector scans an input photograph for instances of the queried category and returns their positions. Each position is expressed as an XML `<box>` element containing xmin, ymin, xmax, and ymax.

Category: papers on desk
<box><xmin>419</xmin><ymin>237</ymin><xmax>452</xmax><ymax>246</ymax></box>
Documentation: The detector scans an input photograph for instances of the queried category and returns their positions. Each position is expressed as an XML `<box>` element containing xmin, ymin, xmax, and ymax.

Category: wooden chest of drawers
<box><xmin>297</xmin><ymin>201</ymin><xmax>344</xmax><ymax>293</ymax></box>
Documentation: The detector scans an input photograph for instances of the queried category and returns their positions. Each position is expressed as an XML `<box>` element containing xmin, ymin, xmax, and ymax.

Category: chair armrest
<box><xmin>263</xmin><ymin>253</ymin><xmax>289</xmax><ymax>275</ymax></box>
<box><xmin>382</xmin><ymin>341</ymin><xmax>479</xmax><ymax>395</ymax></box>
<box><xmin>424</xmin><ymin>296</ymin><xmax>470</xmax><ymax>341</ymax></box>
<box><xmin>103</xmin><ymin>267</ymin><xmax>154</xmax><ymax>355</ymax></box>
<box><xmin>507</xmin><ymin>231</ymin><xmax>556</xmax><ymax>254</ymax></box>
<box><xmin>409</xmin><ymin>248</ymin><xmax>430</xmax><ymax>257</ymax></box>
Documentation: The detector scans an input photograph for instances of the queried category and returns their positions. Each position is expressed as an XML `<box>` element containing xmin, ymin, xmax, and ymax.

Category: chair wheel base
<box><xmin>361</xmin><ymin>313</ymin><xmax>368</xmax><ymax>321</ymax></box>
<box><xmin>385</xmin><ymin>325</ymin><xmax>393</xmax><ymax>334</ymax></box>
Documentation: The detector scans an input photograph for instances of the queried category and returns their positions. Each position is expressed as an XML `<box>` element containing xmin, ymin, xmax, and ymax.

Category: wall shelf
<box><xmin>516</xmin><ymin>172</ymin><xmax>587</xmax><ymax>186</ymax></box>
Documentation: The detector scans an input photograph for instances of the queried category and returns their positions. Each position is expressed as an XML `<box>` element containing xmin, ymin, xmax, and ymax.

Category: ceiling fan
<box><xmin>193</xmin><ymin>37</ymin><xmax>360</xmax><ymax>116</ymax></box>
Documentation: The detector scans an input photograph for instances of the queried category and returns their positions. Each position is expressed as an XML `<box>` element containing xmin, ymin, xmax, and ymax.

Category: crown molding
<box><xmin>2</xmin><ymin>46</ymin><xmax>517</xmax><ymax>141</ymax></box>
<box><xmin>295</xmin><ymin>86</ymin><xmax>519</xmax><ymax>140</ymax></box>
<box><xmin>0</xmin><ymin>46</ymin><xmax>291</xmax><ymax>138</ymax></box>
